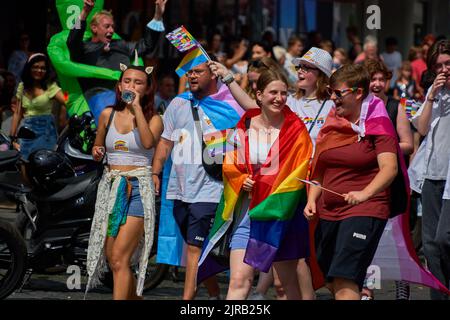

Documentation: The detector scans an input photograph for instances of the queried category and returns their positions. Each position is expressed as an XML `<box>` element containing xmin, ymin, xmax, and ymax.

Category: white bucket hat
<box><xmin>293</xmin><ymin>47</ymin><xmax>333</xmax><ymax>78</ymax></box>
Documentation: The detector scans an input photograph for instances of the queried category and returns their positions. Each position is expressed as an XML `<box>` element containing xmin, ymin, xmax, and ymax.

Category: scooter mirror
<box><xmin>17</xmin><ymin>127</ymin><xmax>37</xmax><ymax>139</ymax></box>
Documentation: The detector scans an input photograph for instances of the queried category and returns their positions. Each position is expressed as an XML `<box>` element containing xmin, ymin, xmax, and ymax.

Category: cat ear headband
<box><xmin>119</xmin><ymin>50</ymin><xmax>153</xmax><ymax>75</ymax></box>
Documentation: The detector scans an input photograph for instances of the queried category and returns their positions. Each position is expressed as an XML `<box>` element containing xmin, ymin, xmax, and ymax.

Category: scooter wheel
<box><xmin>0</xmin><ymin>220</ymin><xmax>27</xmax><ymax>299</ymax></box>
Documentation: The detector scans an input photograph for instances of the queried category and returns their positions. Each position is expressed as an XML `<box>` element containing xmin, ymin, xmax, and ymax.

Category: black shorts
<box><xmin>173</xmin><ymin>201</ymin><xmax>218</xmax><ymax>248</ymax></box>
<box><xmin>315</xmin><ymin>216</ymin><xmax>387</xmax><ymax>290</ymax></box>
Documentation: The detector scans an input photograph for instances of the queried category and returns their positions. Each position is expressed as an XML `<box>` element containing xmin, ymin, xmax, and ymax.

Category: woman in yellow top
<box><xmin>10</xmin><ymin>53</ymin><xmax>66</xmax><ymax>160</ymax></box>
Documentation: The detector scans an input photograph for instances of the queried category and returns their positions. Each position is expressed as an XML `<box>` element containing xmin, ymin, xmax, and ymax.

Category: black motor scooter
<box><xmin>0</xmin><ymin>124</ymin><xmax>168</xmax><ymax>299</ymax></box>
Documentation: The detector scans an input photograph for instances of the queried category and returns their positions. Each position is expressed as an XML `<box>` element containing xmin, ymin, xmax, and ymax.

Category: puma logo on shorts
<box><xmin>353</xmin><ymin>232</ymin><xmax>367</xmax><ymax>240</ymax></box>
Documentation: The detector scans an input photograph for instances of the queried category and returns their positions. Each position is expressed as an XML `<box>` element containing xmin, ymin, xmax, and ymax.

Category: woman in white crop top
<box><xmin>85</xmin><ymin>65</ymin><xmax>163</xmax><ymax>300</ymax></box>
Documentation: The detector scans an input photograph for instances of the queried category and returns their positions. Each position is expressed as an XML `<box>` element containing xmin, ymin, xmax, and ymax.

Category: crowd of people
<box><xmin>0</xmin><ymin>0</ymin><xmax>449</xmax><ymax>301</ymax></box>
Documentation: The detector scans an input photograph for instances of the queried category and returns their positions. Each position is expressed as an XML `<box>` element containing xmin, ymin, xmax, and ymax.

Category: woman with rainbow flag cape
<box><xmin>305</xmin><ymin>64</ymin><xmax>449</xmax><ymax>300</ymax></box>
<box><xmin>198</xmin><ymin>69</ymin><xmax>313</xmax><ymax>300</ymax></box>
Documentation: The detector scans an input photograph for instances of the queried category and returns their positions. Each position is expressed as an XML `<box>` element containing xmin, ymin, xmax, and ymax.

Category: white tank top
<box><xmin>105</xmin><ymin>112</ymin><xmax>154</xmax><ymax>166</ymax></box>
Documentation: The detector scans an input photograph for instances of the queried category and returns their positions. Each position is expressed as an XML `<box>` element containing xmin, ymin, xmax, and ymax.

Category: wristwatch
<box><xmin>427</xmin><ymin>97</ymin><xmax>437</xmax><ymax>102</ymax></box>
<box><xmin>221</xmin><ymin>72</ymin><xmax>235</xmax><ymax>85</ymax></box>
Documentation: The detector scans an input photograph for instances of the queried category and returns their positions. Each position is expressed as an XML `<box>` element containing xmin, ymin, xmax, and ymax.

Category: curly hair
<box><xmin>364</xmin><ymin>59</ymin><xmax>392</xmax><ymax>80</ymax></box>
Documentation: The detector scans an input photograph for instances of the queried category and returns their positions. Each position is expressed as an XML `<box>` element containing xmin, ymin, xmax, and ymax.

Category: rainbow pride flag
<box><xmin>175</xmin><ymin>47</ymin><xmax>209</xmax><ymax>77</ymax></box>
<box><xmin>309</xmin><ymin>94</ymin><xmax>450</xmax><ymax>294</ymax></box>
<box><xmin>198</xmin><ymin>107</ymin><xmax>313</xmax><ymax>281</ymax></box>
<box><xmin>165</xmin><ymin>25</ymin><xmax>197</xmax><ymax>52</ymax></box>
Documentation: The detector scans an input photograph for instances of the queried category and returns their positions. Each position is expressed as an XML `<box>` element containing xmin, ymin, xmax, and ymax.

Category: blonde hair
<box><xmin>90</xmin><ymin>10</ymin><xmax>114</xmax><ymax>28</ymax></box>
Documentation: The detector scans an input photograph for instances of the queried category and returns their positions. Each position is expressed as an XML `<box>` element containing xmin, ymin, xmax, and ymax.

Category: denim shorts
<box><xmin>230</xmin><ymin>196</ymin><xmax>251</xmax><ymax>250</ymax></box>
<box><xmin>19</xmin><ymin>115</ymin><xmax>57</xmax><ymax>160</ymax></box>
<box><xmin>127</xmin><ymin>178</ymin><xmax>144</xmax><ymax>218</ymax></box>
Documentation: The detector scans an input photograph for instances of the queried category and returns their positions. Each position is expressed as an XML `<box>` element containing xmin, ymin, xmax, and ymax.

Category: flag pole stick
<box><xmin>296</xmin><ymin>178</ymin><xmax>345</xmax><ymax>198</ymax></box>
<box><xmin>197</xmin><ymin>42</ymin><xmax>212</xmax><ymax>61</ymax></box>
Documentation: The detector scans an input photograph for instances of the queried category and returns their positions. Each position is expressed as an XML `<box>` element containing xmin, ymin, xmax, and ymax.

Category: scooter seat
<box><xmin>0</xmin><ymin>171</ymin><xmax>31</xmax><ymax>193</ymax></box>
<box><xmin>0</xmin><ymin>150</ymin><xmax>19</xmax><ymax>170</ymax></box>
<box><xmin>44</xmin><ymin>170</ymin><xmax>98</xmax><ymax>202</ymax></box>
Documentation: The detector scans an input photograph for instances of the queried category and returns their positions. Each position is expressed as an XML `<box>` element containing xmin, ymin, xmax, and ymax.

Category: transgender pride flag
<box><xmin>166</xmin><ymin>26</ymin><xmax>211</xmax><ymax>77</ymax></box>
<box><xmin>309</xmin><ymin>94</ymin><xmax>450</xmax><ymax>294</ymax></box>
<box><xmin>156</xmin><ymin>84</ymin><xmax>244</xmax><ymax>267</ymax></box>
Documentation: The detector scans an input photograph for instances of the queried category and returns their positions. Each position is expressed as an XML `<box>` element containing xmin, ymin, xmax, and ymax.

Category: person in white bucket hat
<box><xmin>292</xmin><ymin>47</ymin><xmax>333</xmax><ymax>78</ymax></box>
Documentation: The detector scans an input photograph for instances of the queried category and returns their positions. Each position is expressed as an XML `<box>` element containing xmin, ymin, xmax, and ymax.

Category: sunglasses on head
<box><xmin>248</xmin><ymin>59</ymin><xmax>270</xmax><ymax>72</ymax></box>
<box><xmin>326</xmin><ymin>86</ymin><xmax>360</xmax><ymax>99</ymax></box>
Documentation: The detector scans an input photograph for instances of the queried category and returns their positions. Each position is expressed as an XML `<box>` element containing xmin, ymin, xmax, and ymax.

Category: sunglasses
<box><xmin>247</xmin><ymin>59</ymin><xmax>271</xmax><ymax>72</ymax></box>
<box><xmin>326</xmin><ymin>86</ymin><xmax>360</xmax><ymax>99</ymax></box>
<box><xmin>294</xmin><ymin>64</ymin><xmax>319</xmax><ymax>73</ymax></box>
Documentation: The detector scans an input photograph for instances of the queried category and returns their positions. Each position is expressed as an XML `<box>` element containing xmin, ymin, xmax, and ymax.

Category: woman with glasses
<box><xmin>409</xmin><ymin>40</ymin><xmax>450</xmax><ymax>299</ymax></box>
<box><xmin>304</xmin><ymin>64</ymin><xmax>403</xmax><ymax>300</ymax></box>
<box><xmin>9</xmin><ymin>53</ymin><xmax>66</xmax><ymax>161</ymax></box>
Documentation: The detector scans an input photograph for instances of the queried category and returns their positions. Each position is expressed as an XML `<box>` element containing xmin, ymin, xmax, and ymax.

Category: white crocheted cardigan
<box><xmin>84</xmin><ymin>167</ymin><xmax>155</xmax><ymax>298</ymax></box>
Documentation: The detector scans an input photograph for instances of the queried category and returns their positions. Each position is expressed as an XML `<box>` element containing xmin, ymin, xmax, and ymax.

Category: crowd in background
<box><xmin>1</xmin><ymin>26</ymin><xmax>446</xmax><ymax>134</ymax></box>
<box><xmin>0</xmin><ymin>5</ymin><xmax>449</xmax><ymax>301</ymax></box>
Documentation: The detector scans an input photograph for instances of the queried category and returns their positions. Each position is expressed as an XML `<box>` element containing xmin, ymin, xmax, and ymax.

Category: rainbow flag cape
<box><xmin>175</xmin><ymin>47</ymin><xmax>209</xmax><ymax>77</ymax></box>
<box><xmin>156</xmin><ymin>84</ymin><xmax>244</xmax><ymax>267</ymax></box>
<box><xmin>309</xmin><ymin>94</ymin><xmax>450</xmax><ymax>294</ymax></box>
<box><xmin>198</xmin><ymin>107</ymin><xmax>313</xmax><ymax>282</ymax></box>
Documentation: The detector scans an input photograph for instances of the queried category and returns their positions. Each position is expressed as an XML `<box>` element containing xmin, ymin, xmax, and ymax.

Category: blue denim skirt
<box><xmin>19</xmin><ymin>115</ymin><xmax>57</xmax><ymax>160</ymax></box>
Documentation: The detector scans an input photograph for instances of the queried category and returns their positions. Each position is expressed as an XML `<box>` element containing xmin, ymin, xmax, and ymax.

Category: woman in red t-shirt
<box><xmin>304</xmin><ymin>64</ymin><xmax>399</xmax><ymax>300</ymax></box>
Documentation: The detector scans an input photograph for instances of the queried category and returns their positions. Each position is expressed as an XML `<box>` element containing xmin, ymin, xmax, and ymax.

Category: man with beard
<box><xmin>152</xmin><ymin>62</ymin><xmax>225</xmax><ymax>300</ymax></box>
<box><xmin>66</xmin><ymin>0</ymin><xmax>167</xmax><ymax>120</ymax></box>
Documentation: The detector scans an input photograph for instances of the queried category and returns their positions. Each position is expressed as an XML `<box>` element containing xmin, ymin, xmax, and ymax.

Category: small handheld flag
<box><xmin>296</xmin><ymin>178</ymin><xmax>345</xmax><ymax>198</ymax></box>
<box><xmin>175</xmin><ymin>47</ymin><xmax>209</xmax><ymax>77</ymax></box>
<box><xmin>165</xmin><ymin>26</ymin><xmax>197</xmax><ymax>52</ymax></box>
<box><xmin>166</xmin><ymin>25</ymin><xmax>211</xmax><ymax>77</ymax></box>
<box><xmin>403</xmin><ymin>99</ymin><xmax>420</xmax><ymax>120</ymax></box>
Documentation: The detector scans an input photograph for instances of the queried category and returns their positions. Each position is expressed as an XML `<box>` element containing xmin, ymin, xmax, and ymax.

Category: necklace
<box><xmin>259</xmin><ymin>116</ymin><xmax>283</xmax><ymax>135</ymax></box>
<box><xmin>261</xmin><ymin>127</ymin><xmax>280</xmax><ymax>136</ymax></box>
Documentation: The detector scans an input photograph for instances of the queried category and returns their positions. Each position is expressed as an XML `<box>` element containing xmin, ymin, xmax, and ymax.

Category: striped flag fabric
<box><xmin>175</xmin><ymin>47</ymin><xmax>209</xmax><ymax>77</ymax></box>
<box><xmin>309</xmin><ymin>94</ymin><xmax>450</xmax><ymax>294</ymax></box>
<box><xmin>401</xmin><ymin>99</ymin><xmax>420</xmax><ymax>120</ymax></box>
<box><xmin>156</xmin><ymin>84</ymin><xmax>244</xmax><ymax>267</ymax></box>
<box><xmin>165</xmin><ymin>25</ymin><xmax>197</xmax><ymax>52</ymax></box>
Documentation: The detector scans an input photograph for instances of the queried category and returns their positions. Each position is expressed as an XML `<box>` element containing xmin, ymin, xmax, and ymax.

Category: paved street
<box><xmin>4</xmin><ymin>267</ymin><xmax>433</xmax><ymax>300</ymax></box>
<box><xmin>0</xmin><ymin>201</ymin><xmax>437</xmax><ymax>301</ymax></box>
